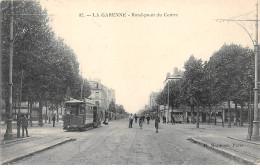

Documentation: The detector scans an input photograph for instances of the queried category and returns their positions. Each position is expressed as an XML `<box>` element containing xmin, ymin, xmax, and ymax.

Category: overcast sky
<box><xmin>40</xmin><ymin>0</ymin><xmax>257</xmax><ymax>114</ymax></box>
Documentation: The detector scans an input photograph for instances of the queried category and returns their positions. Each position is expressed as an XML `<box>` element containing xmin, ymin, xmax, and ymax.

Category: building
<box><xmin>107</xmin><ymin>89</ymin><xmax>116</xmax><ymax>105</ymax></box>
<box><xmin>163</xmin><ymin>67</ymin><xmax>183</xmax><ymax>122</ymax></box>
<box><xmin>88</xmin><ymin>79</ymin><xmax>115</xmax><ymax>111</ymax></box>
<box><xmin>149</xmin><ymin>92</ymin><xmax>159</xmax><ymax>108</ymax></box>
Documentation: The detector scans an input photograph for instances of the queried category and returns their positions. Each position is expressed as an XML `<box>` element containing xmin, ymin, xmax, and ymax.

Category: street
<box><xmin>12</xmin><ymin>119</ymin><xmax>241</xmax><ymax>165</ymax></box>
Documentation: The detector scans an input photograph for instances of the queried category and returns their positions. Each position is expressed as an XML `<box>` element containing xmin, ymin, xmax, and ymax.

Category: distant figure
<box><xmin>155</xmin><ymin>115</ymin><xmax>160</xmax><ymax>133</ymax></box>
<box><xmin>187</xmin><ymin>116</ymin><xmax>189</xmax><ymax>123</ymax></box>
<box><xmin>146</xmin><ymin>115</ymin><xmax>150</xmax><ymax>124</ymax></box>
<box><xmin>103</xmin><ymin>116</ymin><xmax>109</xmax><ymax>125</ymax></box>
<box><xmin>139</xmin><ymin>116</ymin><xmax>143</xmax><ymax>129</ymax></box>
<box><xmin>52</xmin><ymin>114</ymin><xmax>56</xmax><ymax>127</ymax></box>
<box><xmin>163</xmin><ymin>116</ymin><xmax>166</xmax><ymax>124</ymax></box>
<box><xmin>234</xmin><ymin>117</ymin><xmax>237</xmax><ymax>125</ymax></box>
<box><xmin>21</xmin><ymin>114</ymin><xmax>29</xmax><ymax>137</ymax></box>
<box><xmin>134</xmin><ymin>114</ymin><xmax>138</xmax><ymax>123</ymax></box>
<box><xmin>171</xmin><ymin>115</ymin><xmax>175</xmax><ymax>125</ymax></box>
<box><xmin>129</xmin><ymin>113</ymin><xmax>134</xmax><ymax>128</ymax></box>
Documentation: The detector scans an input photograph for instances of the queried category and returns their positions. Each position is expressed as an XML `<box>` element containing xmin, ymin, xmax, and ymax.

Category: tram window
<box><xmin>65</xmin><ymin>105</ymin><xmax>70</xmax><ymax>114</ymax></box>
<box><xmin>69</xmin><ymin>105</ymin><xmax>78</xmax><ymax>115</ymax></box>
<box><xmin>80</xmin><ymin>104</ymin><xmax>85</xmax><ymax>114</ymax></box>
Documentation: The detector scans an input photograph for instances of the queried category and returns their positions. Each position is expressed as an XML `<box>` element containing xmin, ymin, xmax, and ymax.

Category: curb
<box><xmin>1</xmin><ymin>138</ymin><xmax>76</xmax><ymax>165</ymax></box>
<box><xmin>1</xmin><ymin>136</ymin><xmax>36</xmax><ymax>145</ymax></box>
<box><xmin>227</xmin><ymin>137</ymin><xmax>260</xmax><ymax>146</ymax></box>
<box><xmin>187</xmin><ymin>137</ymin><xmax>256</xmax><ymax>165</ymax></box>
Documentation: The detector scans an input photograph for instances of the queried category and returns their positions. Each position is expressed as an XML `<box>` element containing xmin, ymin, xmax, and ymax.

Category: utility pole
<box><xmin>0</xmin><ymin>0</ymin><xmax>2</xmax><ymax>128</ymax></box>
<box><xmin>4</xmin><ymin>0</ymin><xmax>14</xmax><ymax>140</ymax></box>
<box><xmin>80</xmin><ymin>68</ymin><xmax>84</xmax><ymax>101</ymax></box>
<box><xmin>216</xmin><ymin>1</ymin><xmax>260</xmax><ymax>140</ymax></box>
<box><xmin>252</xmin><ymin>2</ymin><xmax>260</xmax><ymax>141</ymax></box>
<box><xmin>167</xmin><ymin>81</ymin><xmax>170</xmax><ymax>123</ymax></box>
<box><xmin>17</xmin><ymin>69</ymin><xmax>23</xmax><ymax>137</ymax></box>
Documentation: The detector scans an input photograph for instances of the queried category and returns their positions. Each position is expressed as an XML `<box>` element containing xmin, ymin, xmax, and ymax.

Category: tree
<box><xmin>209</xmin><ymin>44</ymin><xmax>254</xmax><ymax>127</ymax></box>
<box><xmin>181</xmin><ymin>55</ymin><xmax>204</xmax><ymax>127</ymax></box>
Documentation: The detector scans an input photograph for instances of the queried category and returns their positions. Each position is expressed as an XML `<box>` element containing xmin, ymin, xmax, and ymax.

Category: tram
<box><xmin>62</xmin><ymin>99</ymin><xmax>102</xmax><ymax>131</ymax></box>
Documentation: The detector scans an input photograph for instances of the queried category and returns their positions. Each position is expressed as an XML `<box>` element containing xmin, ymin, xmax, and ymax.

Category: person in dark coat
<box><xmin>139</xmin><ymin>115</ymin><xmax>143</xmax><ymax>129</ymax></box>
<box><xmin>163</xmin><ymin>116</ymin><xmax>166</xmax><ymax>124</ymax></box>
<box><xmin>171</xmin><ymin>115</ymin><xmax>175</xmax><ymax>125</ymax></box>
<box><xmin>21</xmin><ymin>114</ymin><xmax>29</xmax><ymax>137</ymax></box>
<box><xmin>155</xmin><ymin>115</ymin><xmax>160</xmax><ymax>133</ymax></box>
<box><xmin>134</xmin><ymin>114</ymin><xmax>138</xmax><ymax>123</ymax></box>
<box><xmin>52</xmin><ymin>114</ymin><xmax>56</xmax><ymax>127</ymax></box>
<box><xmin>146</xmin><ymin>115</ymin><xmax>150</xmax><ymax>124</ymax></box>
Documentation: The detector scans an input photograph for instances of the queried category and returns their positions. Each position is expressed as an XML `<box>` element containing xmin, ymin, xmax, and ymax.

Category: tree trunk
<box><xmin>29</xmin><ymin>102</ymin><xmax>33</xmax><ymax>127</ymax></box>
<box><xmin>235</xmin><ymin>102</ymin><xmax>238</xmax><ymax>125</ymax></box>
<box><xmin>214</xmin><ymin>104</ymin><xmax>217</xmax><ymax>125</ymax></box>
<box><xmin>191</xmin><ymin>106</ymin><xmax>194</xmax><ymax>124</ymax></box>
<box><xmin>38</xmin><ymin>101</ymin><xmax>43</xmax><ymax>126</ymax></box>
<box><xmin>228</xmin><ymin>101</ymin><xmax>231</xmax><ymax>128</ymax></box>
<box><xmin>196</xmin><ymin>105</ymin><xmax>199</xmax><ymax>128</ymax></box>
<box><xmin>14</xmin><ymin>101</ymin><xmax>17</xmax><ymax>120</ymax></box>
<box><xmin>240</xmin><ymin>102</ymin><xmax>243</xmax><ymax>126</ymax></box>
<box><xmin>61</xmin><ymin>103</ymin><xmax>63</xmax><ymax>116</ymax></box>
<box><xmin>208</xmin><ymin>106</ymin><xmax>211</xmax><ymax>125</ymax></box>
<box><xmin>56</xmin><ymin>104</ymin><xmax>59</xmax><ymax>122</ymax></box>
<box><xmin>221</xmin><ymin>106</ymin><xmax>224</xmax><ymax>127</ymax></box>
<box><xmin>45</xmin><ymin>101</ymin><xmax>47</xmax><ymax>123</ymax></box>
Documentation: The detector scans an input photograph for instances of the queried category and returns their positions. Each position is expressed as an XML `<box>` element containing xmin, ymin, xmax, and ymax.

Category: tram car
<box><xmin>62</xmin><ymin>99</ymin><xmax>102</xmax><ymax>131</ymax></box>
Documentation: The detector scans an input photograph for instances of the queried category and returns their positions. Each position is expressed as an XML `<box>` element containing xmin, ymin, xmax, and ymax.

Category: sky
<box><xmin>40</xmin><ymin>0</ymin><xmax>257</xmax><ymax>114</ymax></box>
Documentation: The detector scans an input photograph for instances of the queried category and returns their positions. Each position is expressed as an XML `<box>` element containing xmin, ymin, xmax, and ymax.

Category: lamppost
<box><xmin>217</xmin><ymin>1</ymin><xmax>260</xmax><ymax>141</ymax></box>
<box><xmin>4</xmin><ymin>0</ymin><xmax>14</xmax><ymax>140</ymax></box>
<box><xmin>164</xmin><ymin>76</ymin><xmax>182</xmax><ymax>123</ymax></box>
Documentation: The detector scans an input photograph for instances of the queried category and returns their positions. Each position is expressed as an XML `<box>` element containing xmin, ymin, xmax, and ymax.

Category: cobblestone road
<box><xmin>14</xmin><ymin>119</ymin><xmax>241</xmax><ymax>165</ymax></box>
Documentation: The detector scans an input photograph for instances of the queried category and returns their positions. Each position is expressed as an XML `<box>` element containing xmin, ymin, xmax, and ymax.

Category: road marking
<box><xmin>166</xmin><ymin>142</ymin><xmax>183</xmax><ymax>152</ymax></box>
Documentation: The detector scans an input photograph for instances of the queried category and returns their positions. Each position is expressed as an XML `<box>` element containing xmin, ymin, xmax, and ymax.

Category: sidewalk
<box><xmin>185</xmin><ymin>123</ymin><xmax>260</xmax><ymax>165</ymax></box>
<box><xmin>0</xmin><ymin>121</ymin><xmax>75</xmax><ymax>165</ymax></box>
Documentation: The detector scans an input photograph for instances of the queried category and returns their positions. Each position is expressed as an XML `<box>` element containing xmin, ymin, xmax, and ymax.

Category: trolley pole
<box><xmin>17</xmin><ymin>69</ymin><xmax>23</xmax><ymax>138</ymax></box>
<box><xmin>0</xmin><ymin>0</ymin><xmax>2</xmax><ymax>129</ymax></box>
<box><xmin>4</xmin><ymin>0</ymin><xmax>14</xmax><ymax>140</ymax></box>
<box><xmin>167</xmin><ymin>81</ymin><xmax>170</xmax><ymax>123</ymax></box>
<box><xmin>217</xmin><ymin>1</ymin><xmax>260</xmax><ymax>141</ymax></box>
<box><xmin>252</xmin><ymin>2</ymin><xmax>260</xmax><ymax>141</ymax></box>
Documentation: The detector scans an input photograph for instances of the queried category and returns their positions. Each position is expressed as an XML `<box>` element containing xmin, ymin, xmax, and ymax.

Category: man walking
<box><xmin>171</xmin><ymin>114</ymin><xmax>175</xmax><ymax>125</ymax></box>
<box><xmin>52</xmin><ymin>114</ymin><xmax>56</xmax><ymax>127</ymax></box>
<box><xmin>134</xmin><ymin>114</ymin><xmax>137</xmax><ymax>123</ymax></box>
<box><xmin>155</xmin><ymin>115</ymin><xmax>160</xmax><ymax>133</ymax></box>
<box><xmin>139</xmin><ymin>115</ymin><xmax>143</xmax><ymax>129</ymax></box>
<box><xmin>163</xmin><ymin>116</ymin><xmax>166</xmax><ymax>124</ymax></box>
<box><xmin>21</xmin><ymin>114</ymin><xmax>29</xmax><ymax>137</ymax></box>
<box><xmin>146</xmin><ymin>115</ymin><xmax>150</xmax><ymax>124</ymax></box>
<box><xmin>129</xmin><ymin>113</ymin><xmax>134</xmax><ymax>128</ymax></box>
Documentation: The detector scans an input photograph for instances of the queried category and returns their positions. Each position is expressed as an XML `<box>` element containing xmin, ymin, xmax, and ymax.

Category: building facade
<box><xmin>88</xmin><ymin>79</ymin><xmax>115</xmax><ymax>111</ymax></box>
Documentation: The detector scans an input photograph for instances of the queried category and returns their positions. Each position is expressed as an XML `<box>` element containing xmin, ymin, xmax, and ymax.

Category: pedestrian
<box><xmin>52</xmin><ymin>114</ymin><xmax>56</xmax><ymax>127</ymax></box>
<box><xmin>234</xmin><ymin>117</ymin><xmax>237</xmax><ymax>125</ymax></box>
<box><xmin>139</xmin><ymin>115</ymin><xmax>143</xmax><ymax>129</ymax></box>
<box><xmin>103</xmin><ymin>116</ymin><xmax>109</xmax><ymax>125</ymax></box>
<box><xmin>155</xmin><ymin>115</ymin><xmax>160</xmax><ymax>133</ymax></box>
<box><xmin>187</xmin><ymin>116</ymin><xmax>189</xmax><ymax>123</ymax></box>
<box><xmin>134</xmin><ymin>114</ymin><xmax>137</xmax><ymax>123</ymax></box>
<box><xmin>171</xmin><ymin>115</ymin><xmax>175</xmax><ymax>125</ymax></box>
<box><xmin>129</xmin><ymin>113</ymin><xmax>134</xmax><ymax>128</ymax></box>
<box><xmin>21</xmin><ymin>114</ymin><xmax>29</xmax><ymax>137</ymax></box>
<box><xmin>146</xmin><ymin>115</ymin><xmax>150</xmax><ymax>124</ymax></box>
<box><xmin>163</xmin><ymin>116</ymin><xmax>166</xmax><ymax>124</ymax></box>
